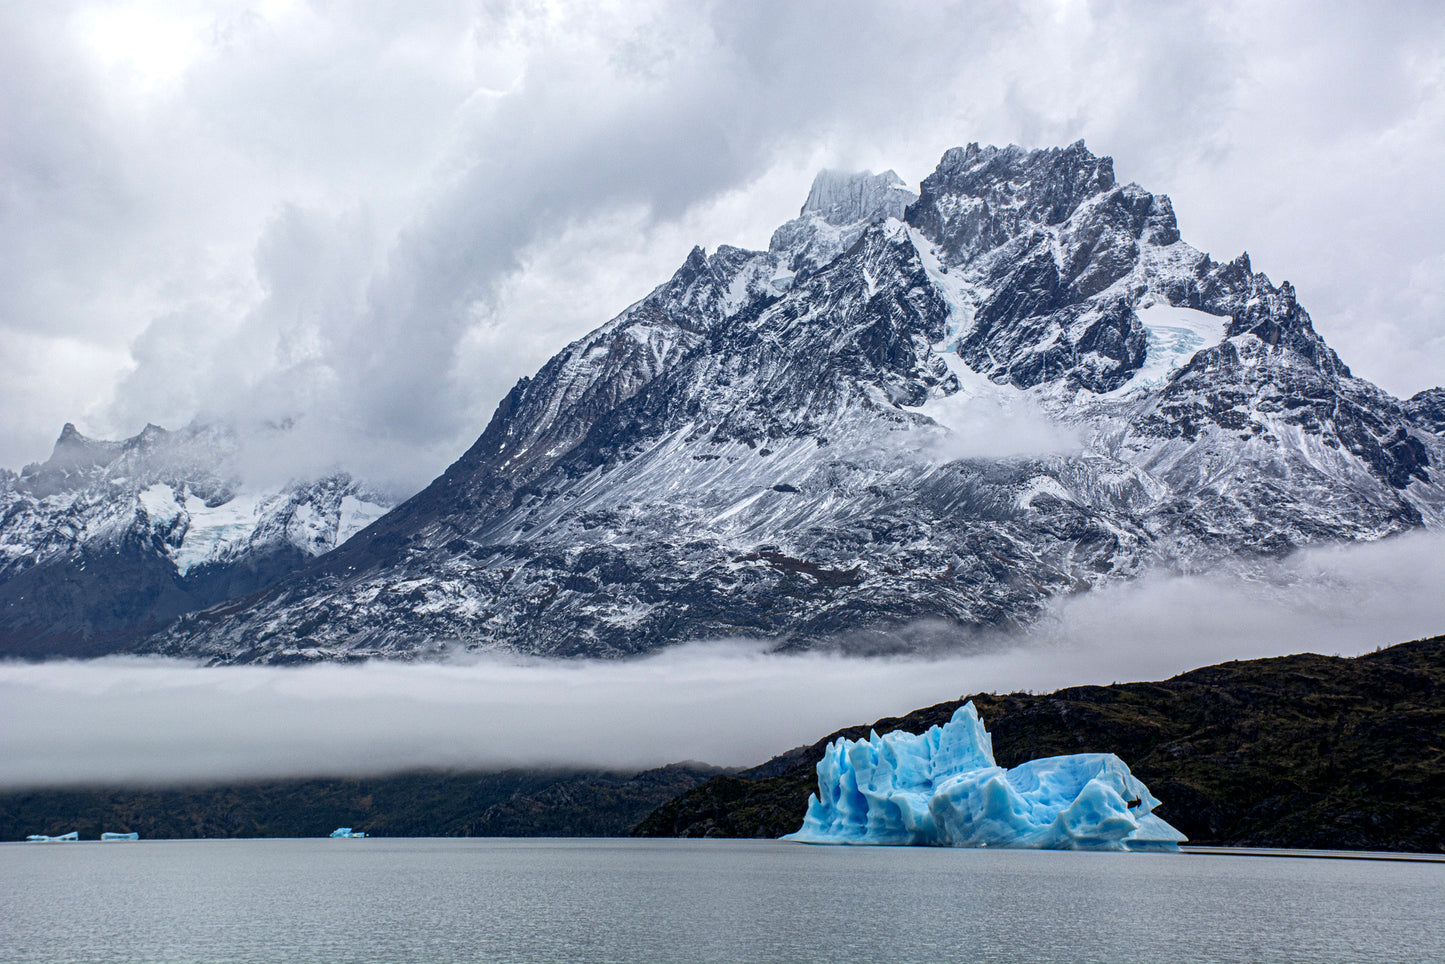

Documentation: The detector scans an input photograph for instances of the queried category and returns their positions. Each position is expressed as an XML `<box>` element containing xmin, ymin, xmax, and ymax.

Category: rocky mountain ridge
<box><xmin>0</xmin><ymin>421</ymin><xmax>394</xmax><ymax>656</ymax></box>
<box><xmin>7</xmin><ymin>140</ymin><xmax>1441</xmax><ymax>662</ymax></box>
<box><xmin>141</xmin><ymin>140</ymin><xmax>1444</xmax><ymax>663</ymax></box>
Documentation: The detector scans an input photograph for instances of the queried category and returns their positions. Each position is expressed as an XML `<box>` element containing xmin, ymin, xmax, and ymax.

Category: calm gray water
<box><xmin>2</xmin><ymin>838</ymin><xmax>1442</xmax><ymax>963</ymax></box>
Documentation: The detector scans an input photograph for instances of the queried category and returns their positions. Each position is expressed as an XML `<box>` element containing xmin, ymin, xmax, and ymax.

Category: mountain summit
<box><xmin>799</xmin><ymin>169</ymin><xmax>917</xmax><ymax>225</ymax></box>
<box><xmin>50</xmin><ymin>142</ymin><xmax>1445</xmax><ymax>661</ymax></box>
<box><xmin>0</xmin><ymin>421</ymin><xmax>394</xmax><ymax>656</ymax></box>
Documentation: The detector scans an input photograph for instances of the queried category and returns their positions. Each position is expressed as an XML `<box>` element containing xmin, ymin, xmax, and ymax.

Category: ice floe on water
<box><xmin>785</xmin><ymin>702</ymin><xmax>1185</xmax><ymax>851</ymax></box>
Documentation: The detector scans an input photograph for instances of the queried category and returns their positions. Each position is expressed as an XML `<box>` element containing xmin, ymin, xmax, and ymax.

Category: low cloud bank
<box><xmin>2</xmin><ymin>532</ymin><xmax>1442</xmax><ymax>789</ymax></box>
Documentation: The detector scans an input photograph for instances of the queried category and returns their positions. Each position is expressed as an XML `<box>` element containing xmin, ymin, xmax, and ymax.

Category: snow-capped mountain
<box><xmin>129</xmin><ymin>141</ymin><xmax>1445</xmax><ymax>662</ymax></box>
<box><xmin>0</xmin><ymin>422</ymin><xmax>394</xmax><ymax>656</ymax></box>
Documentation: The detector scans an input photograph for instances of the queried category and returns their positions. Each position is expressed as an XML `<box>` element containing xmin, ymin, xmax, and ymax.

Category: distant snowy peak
<box><xmin>800</xmin><ymin>169</ymin><xmax>917</xmax><ymax>226</ymax></box>
<box><xmin>135</xmin><ymin>475</ymin><xmax>391</xmax><ymax>577</ymax></box>
<box><xmin>19</xmin><ymin>420</ymin><xmax>235</xmax><ymax>500</ymax></box>
<box><xmin>769</xmin><ymin>169</ymin><xmax>918</xmax><ymax>279</ymax></box>
<box><xmin>5</xmin><ymin>420</ymin><xmax>394</xmax><ymax>572</ymax></box>
<box><xmin>0</xmin><ymin>420</ymin><xmax>398</xmax><ymax>656</ymax></box>
<box><xmin>44</xmin><ymin>422</ymin><xmax>127</xmax><ymax>473</ymax></box>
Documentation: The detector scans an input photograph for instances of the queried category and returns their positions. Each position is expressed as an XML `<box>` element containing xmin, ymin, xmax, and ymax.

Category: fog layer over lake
<box><xmin>2</xmin><ymin>532</ymin><xmax>1443</xmax><ymax>787</ymax></box>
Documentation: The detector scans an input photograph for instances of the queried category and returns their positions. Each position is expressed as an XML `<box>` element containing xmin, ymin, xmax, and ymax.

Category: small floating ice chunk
<box><xmin>25</xmin><ymin>831</ymin><xmax>79</xmax><ymax>842</ymax></box>
<box><xmin>101</xmin><ymin>832</ymin><xmax>139</xmax><ymax>841</ymax></box>
<box><xmin>784</xmin><ymin>702</ymin><xmax>1186</xmax><ymax>852</ymax></box>
<box><xmin>329</xmin><ymin>827</ymin><xmax>367</xmax><ymax>838</ymax></box>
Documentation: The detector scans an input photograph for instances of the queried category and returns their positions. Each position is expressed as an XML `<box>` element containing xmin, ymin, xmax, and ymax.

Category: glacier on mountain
<box><xmin>1104</xmin><ymin>304</ymin><xmax>1229</xmax><ymax>397</ymax></box>
<box><xmin>784</xmin><ymin>702</ymin><xmax>1186</xmax><ymax>851</ymax></box>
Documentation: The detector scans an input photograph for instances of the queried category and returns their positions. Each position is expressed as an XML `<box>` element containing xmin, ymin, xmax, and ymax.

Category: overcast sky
<box><xmin>3</xmin><ymin>0</ymin><xmax>1443</xmax><ymax>491</ymax></box>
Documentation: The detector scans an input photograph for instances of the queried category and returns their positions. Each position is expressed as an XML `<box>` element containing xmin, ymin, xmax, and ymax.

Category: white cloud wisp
<box><xmin>3</xmin><ymin>531</ymin><xmax>1442</xmax><ymax>788</ymax></box>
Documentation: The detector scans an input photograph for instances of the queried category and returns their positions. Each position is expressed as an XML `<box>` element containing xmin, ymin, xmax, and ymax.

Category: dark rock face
<box><xmin>0</xmin><ymin>423</ymin><xmax>394</xmax><ymax>656</ymax></box>
<box><xmin>1405</xmin><ymin>387</ymin><xmax>1445</xmax><ymax>435</ymax></box>
<box><xmin>1127</xmin><ymin>277</ymin><xmax>1434</xmax><ymax>554</ymax></box>
<box><xmin>17</xmin><ymin>142</ymin><xmax>1441</xmax><ymax>663</ymax></box>
<box><xmin>908</xmin><ymin>142</ymin><xmax>1175</xmax><ymax>393</ymax></box>
<box><xmin>633</xmin><ymin>634</ymin><xmax>1445</xmax><ymax>853</ymax></box>
<box><xmin>959</xmin><ymin>250</ymin><xmax>1146</xmax><ymax>393</ymax></box>
<box><xmin>908</xmin><ymin>141</ymin><xmax>1120</xmax><ymax>245</ymax></box>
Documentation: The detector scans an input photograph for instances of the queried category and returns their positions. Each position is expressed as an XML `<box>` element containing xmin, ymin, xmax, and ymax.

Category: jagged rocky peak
<box><xmin>37</xmin><ymin>422</ymin><xmax>126</xmax><ymax>475</ymax></box>
<box><xmin>906</xmin><ymin>140</ymin><xmax>1361</xmax><ymax>401</ymax></box>
<box><xmin>43</xmin><ymin>420</ymin><xmax>179</xmax><ymax>467</ymax></box>
<box><xmin>901</xmin><ymin>141</ymin><xmax>1196</xmax><ymax>393</ymax></box>
<box><xmin>0</xmin><ymin>415</ymin><xmax>400</xmax><ymax>657</ymax></box>
<box><xmin>20</xmin><ymin>421</ymin><xmax>172</xmax><ymax>498</ymax></box>
<box><xmin>908</xmin><ymin>139</ymin><xmax>1181</xmax><ymax>272</ymax></box>
<box><xmin>1220</xmin><ymin>278</ymin><xmax>1350</xmax><ymax>379</ymax></box>
<box><xmin>922</xmin><ymin>139</ymin><xmax>1117</xmax><ymax>224</ymax></box>
<box><xmin>18</xmin><ymin>420</ymin><xmax>234</xmax><ymax>499</ymax></box>
<box><xmin>769</xmin><ymin>169</ymin><xmax>919</xmax><ymax>277</ymax></box>
<box><xmin>1405</xmin><ymin>388</ymin><xmax>1445</xmax><ymax>434</ymax></box>
<box><xmin>799</xmin><ymin>169</ymin><xmax>918</xmax><ymax>226</ymax></box>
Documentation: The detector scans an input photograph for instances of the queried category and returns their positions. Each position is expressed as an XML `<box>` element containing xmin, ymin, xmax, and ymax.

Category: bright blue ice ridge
<box><xmin>784</xmin><ymin>702</ymin><xmax>1186</xmax><ymax>851</ymax></box>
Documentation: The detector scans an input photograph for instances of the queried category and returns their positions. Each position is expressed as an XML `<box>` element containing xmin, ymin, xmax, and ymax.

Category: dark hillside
<box><xmin>634</xmin><ymin>635</ymin><xmax>1445</xmax><ymax>852</ymax></box>
<box><xmin>1</xmin><ymin>764</ymin><xmax>722</xmax><ymax>841</ymax></box>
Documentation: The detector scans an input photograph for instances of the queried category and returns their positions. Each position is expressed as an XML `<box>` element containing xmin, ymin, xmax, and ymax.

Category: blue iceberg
<box><xmin>101</xmin><ymin>832</ymin><xmax>139</xmax><ymax>841</ymax></box>
<box><xmin>329</xmin><ymin>827</ymin><xmax>367</xmax><ymax>838</ymax></box>
<box><xmin>784</xmin><ymin>702</ymin><xmax>1186</xmax><ymax>852</ymax></box>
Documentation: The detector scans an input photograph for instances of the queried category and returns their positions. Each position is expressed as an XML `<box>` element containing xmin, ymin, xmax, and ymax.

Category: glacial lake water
<box><xmin>3</xmin><ymin>838</ymin><xmax>1442</xmax><ymax>963</ymax></box>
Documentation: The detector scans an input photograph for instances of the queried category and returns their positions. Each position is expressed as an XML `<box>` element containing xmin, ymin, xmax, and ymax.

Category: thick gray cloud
<box><xmin>2</xmin><ymin>0</ymin><xmax>1443</xmax><ymax>490</ymax></box>
<box><xmin>3</xmin><ymin>531</ymin><xmax>1443</xmax><ymax>787</ymax></box>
